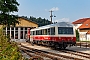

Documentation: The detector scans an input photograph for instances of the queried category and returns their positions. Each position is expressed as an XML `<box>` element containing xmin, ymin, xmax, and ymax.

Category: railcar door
<box><xmin>30</xmin><ymin>31</ymin><xmax>33</xmax><ymax>41</ymax></box>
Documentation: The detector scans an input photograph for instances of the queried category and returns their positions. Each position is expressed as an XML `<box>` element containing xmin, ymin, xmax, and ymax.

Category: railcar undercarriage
<box><xmin>32</xmin><ymin>40</ymin><xmax>76</xmax><ymax>49</ymax></box>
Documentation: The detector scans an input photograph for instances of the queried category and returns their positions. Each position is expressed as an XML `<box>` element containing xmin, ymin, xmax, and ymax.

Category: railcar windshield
<box><xmin>58</xmin><ymin>27</ymin><xmax>73</xmax><ymax>34</ymax></box>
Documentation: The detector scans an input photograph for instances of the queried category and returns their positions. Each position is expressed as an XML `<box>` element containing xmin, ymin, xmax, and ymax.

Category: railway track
<box><xmin>21</xmin><ymin>49</ymin><xmax>44</xmax><ymax>60</ymax></box>
<box><xmin>76</xmin><ymin>42</ymin><xmax>90</xmax><ymax>48</ymax></box>
<box><xmin>19</xmin><ymin>43</ymin><xmax>88</xmax><ymax>60</ymax></box>
<box><xmin>38</xmin><ymin>43</ymin><xmax>90</xmax><ymax>60</ymax></box>
<box><xmin>59</xmin><ymin>49</ymin><xmax>90</xmax><ymax>59</ymax></box>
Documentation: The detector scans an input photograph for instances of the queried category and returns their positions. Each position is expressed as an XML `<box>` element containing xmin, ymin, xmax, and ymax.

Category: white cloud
<box><xmin>50</xmin><ymin>7</ymin><xmax>59</xmax><ymax>11</ymax></box>
<box><xmin>54</xmin><ymin>18</ymin><xmax>70</xmax><ymax>22</ymax></box>
<box><xmin>45</xmin><ymin>9</ymin><xmax>48</xmax><ymax>11</ymax></box>
<box><xmin>45</xmin><ymin>7</ymin><xmax>59</xmax><ymax>11</ymax></box>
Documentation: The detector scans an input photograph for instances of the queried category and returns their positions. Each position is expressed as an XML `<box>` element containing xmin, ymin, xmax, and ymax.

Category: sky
<box><xmin>14</xmin><ymin>0</ymin><xmax>90</xmax><ymax>23</ymax></box>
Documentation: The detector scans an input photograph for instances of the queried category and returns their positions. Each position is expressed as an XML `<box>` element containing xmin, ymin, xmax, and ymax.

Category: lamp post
<box><xmin>49</xmin><ymin>10</ymin><xmax>56</xmax><ymax>24</ymax></box>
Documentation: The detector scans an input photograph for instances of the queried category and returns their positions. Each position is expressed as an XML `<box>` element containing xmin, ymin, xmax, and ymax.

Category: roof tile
<box><xmin>78</xmin><ymin>19</ymin><xmax>90</xmax><ymax>29</ymax></box>
<box><xmin>72</xmin><ymin>18</ymin><xmax>90</xmax><ymax>24</ymax></box>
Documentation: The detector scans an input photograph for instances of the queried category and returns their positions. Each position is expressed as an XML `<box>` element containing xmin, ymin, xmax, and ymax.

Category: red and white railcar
<box><xmin>30</xmin><ymin>22</ymin><xmax>76</xmax><ymax>49</ymax></box>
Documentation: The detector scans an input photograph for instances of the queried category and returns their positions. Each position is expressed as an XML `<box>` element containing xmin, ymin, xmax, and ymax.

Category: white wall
<box><xmin>79</xmin><ymin>32</ymin><xmax>87</xmax><ymax>41</ymax></box>
<box><xmin>87</xmin><ymin>34</ymin><xmax>90</xmax><ymax>41</ymax></box>
<box><xmin>73</xmin><ymin>24</ymin><xmax>82</xmax><ymax>30</ymax></box>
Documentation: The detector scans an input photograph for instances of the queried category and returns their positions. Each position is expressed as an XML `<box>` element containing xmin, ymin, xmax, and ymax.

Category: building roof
<box><xmin>72</xmin><ymin>18</ymin><xmax>90</xmax><ymax>24</ymax></box>
<box><xmin>78</xmin><ymin>19</ymin><xmax>90</xmax><ymax>29</ymax></box>
<box><xmin>87</xmin><ymin>30</ymin><xmax>90</xmax><ymax>34</ymax></box>
<box><xmin>18</xmin><ymin>17</ymin><xmax>38</xmax><ymax>25</ymax></box>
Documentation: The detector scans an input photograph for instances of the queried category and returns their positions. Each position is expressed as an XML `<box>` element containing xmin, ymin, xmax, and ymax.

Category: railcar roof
<box><xmin>31</xmin><ymin>22</ymin><xmax>73</xmax><ymax>31</ymax></box>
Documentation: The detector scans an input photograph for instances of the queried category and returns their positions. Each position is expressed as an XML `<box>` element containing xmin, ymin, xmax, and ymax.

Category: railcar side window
<box><xmin>36</xmin><ymin>30</ymin><xmax>38</xmax><ymax>35</ymax></box>
<box><xmin>40</xmin><ymin>30</ymin><xmax>42</xmax><ymax>35</ymax></box>
<box><xmin>51</xmin><ymin>27</ymin><xmax>55</xmax><ymax>35</ymax></box>
<box><xmin>58</xmin><ymin>27</ymin><xmax>73</xmax><ymax>34</ymax></box>
<box><xmin>44</xmin><ymin>29</ymin><xmax>47</xmax><ymax>35</ymax></box>
<box><xmin>36</xmin><ymin>30</ymin><xmax>42</xmax><ymax>35</ymax></box>
<box><xmin>47</xmin><ymin>28</ymin><xmax>50</xmax><ymax>35</ymax></box>
<box><xmin>33</xmin><ymin>31</ymin><xmax>35</xmax><ymax>35</ymax></box>
<box><xmin>42</xmin><ymin>29</ymin><xmax>44</xmax><ymax>35</ymax></box>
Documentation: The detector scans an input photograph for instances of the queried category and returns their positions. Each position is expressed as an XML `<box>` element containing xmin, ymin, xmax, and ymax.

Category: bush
<box><xmin>75</xmin><ymin>30</ymin><xmax>79</xmax><ymax>41</ymax></box>
<box><xmin>0</xmin><ymin>27</ymin><xmax>27</xmax><ymax>60</ymax></box>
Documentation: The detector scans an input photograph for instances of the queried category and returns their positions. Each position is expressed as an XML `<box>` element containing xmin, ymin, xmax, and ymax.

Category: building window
<box><xmin>11</xmin><ymin>31</ymin><xmax>14</xmax><ymax>39</ymax></box>
<box><xmin>15</xmin><ymin>31</ymin><xmax>18</xmax><ymax>39</ymax></box>
<box><xmin>15</xmin><ymin>27</ymin><xmax>18</xmax><ymax>39</ymax></box>
<box><xmin>11</xmin><ymin>27</ymin><xmax>14</xmax><ymax>39</ymax></box>
<box><xmin>11</xmin><ymin>27</ymin><xmax>14</xmax><ymax>30</ymax></box>
<box><xmin>20</xmin><ymin>31</ymin><xmax>23</xmax><ymax>39</ymax></box>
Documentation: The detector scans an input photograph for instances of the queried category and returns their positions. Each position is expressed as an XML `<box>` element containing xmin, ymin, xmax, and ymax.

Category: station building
<box><xmin>72</xmin><ymin>18</ymin><xmax>90</xmax><ymax>41</ymax></box>
<box><xmin>0</xmin><ymin>17</ymin><xmax>38</xmax><ymax>42</ymax></box>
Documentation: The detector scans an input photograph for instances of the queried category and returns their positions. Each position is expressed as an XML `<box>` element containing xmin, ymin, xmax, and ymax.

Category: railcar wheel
<box><xmin>62</xmin><ymin>46</ymin><xmax>66</xmax><ymax>49</ymax></box>
<box><xmin>49</xmin><ymin>41</ymin><xmax>54</xmax><ymax>47</ymax></box>
<box><xmin>62</xmin><ymin>43</ymin><xmax>67</xmax><ymax>49</ymax></box>
<box><xmin>55</xmin><ymin>43</ymin><xmax>60</xmax><ymax>49</ymax></box>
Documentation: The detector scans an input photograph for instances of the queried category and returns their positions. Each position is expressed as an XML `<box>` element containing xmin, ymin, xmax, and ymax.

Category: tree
<box><xmin>0</xmin><ymin>0</ymin><xmax>19</xmax><ymax>26</ymax></box>
<box><xmin>22</xmin><ymin>16</ymin><xmax>51</xmax><ymax>27</ymax></box>
<box><xmin>76</xmin><ymin>30</ymin><xmax>79</xmax><ymax>41</ymax></box>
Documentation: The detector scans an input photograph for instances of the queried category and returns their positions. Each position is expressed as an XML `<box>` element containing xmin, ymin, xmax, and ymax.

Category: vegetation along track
<box><xmin>19</xmin><ymin>44</ymin><xmax>85</xmax><ymax>60</ymax></box>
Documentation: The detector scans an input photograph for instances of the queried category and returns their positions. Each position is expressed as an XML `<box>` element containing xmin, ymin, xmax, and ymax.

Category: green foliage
<box><xmin>75</xmin><ymin>30</ymin><xmax>79</xmax><ymax>41</ymax></box>
<box><xmin>0</xmin><ymin>0</ymin><xmax>19</xmax><ymax>13</ymax></box>
<box><xmin>0</xmin><ymin>27</ymin><xmax>28</xmax><ymax>60</ymax></box>
<box><xmin>0</xmin><ymin>0</ymin><xmax>19</xmax><ymax>26</ymax></box>
<box><xmin>21</xmin><ymin>16</ymin><xmax>51</xmax><ymax>27</ymax></box>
